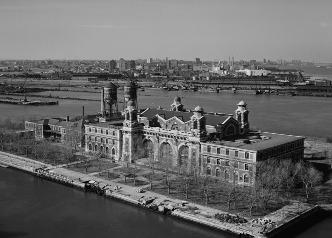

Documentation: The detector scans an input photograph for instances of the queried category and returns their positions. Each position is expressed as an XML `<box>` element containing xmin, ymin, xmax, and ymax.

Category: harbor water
<box><xmin>1</xmin><ymin>89</ymin><xmax>332</xmax><ymax>138</ymax></box>
<box><xmin>0</xmin><ymin>167</ymin><xmax>232</xmax><ymax>238</ymax></box>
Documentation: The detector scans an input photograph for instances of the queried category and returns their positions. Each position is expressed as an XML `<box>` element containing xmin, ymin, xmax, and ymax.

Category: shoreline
<box><xmin>0</xmin><ymin>151</ymin><xmax>327</xmax><ymax>238</ymax></box>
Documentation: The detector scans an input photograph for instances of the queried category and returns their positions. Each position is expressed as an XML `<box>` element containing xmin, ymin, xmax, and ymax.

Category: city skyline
<box><xmin>1</xmin><ymin>0</ymin><xmax>332</xmax><ymax>62</ymax></box>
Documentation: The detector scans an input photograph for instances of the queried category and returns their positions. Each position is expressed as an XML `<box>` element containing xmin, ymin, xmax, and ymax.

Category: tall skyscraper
<box><xmin>118</xmin><ymin>58</ymin><xmax>126</xmax><ymax>71</ymax></box>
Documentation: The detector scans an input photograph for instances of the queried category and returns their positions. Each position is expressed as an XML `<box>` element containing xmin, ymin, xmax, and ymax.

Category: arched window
<box><xmin>206</xmin><ymin>166</ymin><xmax>211</xmax><ymax>175</ymax></box>
<box><xmin>106</xmin><ymin>147</ymin><xmax>109</xmax><ymax>154</ymax></box>
<box><xmin>111</xmin><ymin>148</ymin><xmax>116</xmax><ymax>159</ymax></box>
<box><xmin>171</xmin><ymin>124</ymin><xmax>179</xmax><ymax>130</ymax></box>
<box><xmin>244</xmin><ymin>174</ymin><xmax>249</xmax><ymax>183</ymax></box>
<box><xmin>100</xmin><ymin>146</ymin><xmax>103</xmax><ymax>153</ymax></box>
<box><xmin>94</xmin><ymin>144</ymin><xmax>98</xmax><ymax>151</ymax></box>
<box><xmin>89</xmin><ymin>144</ymin><xmax>92</xmax><ymax>151</ymax></box>
<box><xmin>234</xmin><ymin>172</ymin><xmax>239</xmax><ymax>182</ymax></box>
<box><xmin>178</xmin><ymin>145</ymin><xmax>189</xmax><ymax>168</ymax></box>
<box><xmin>224</xmin><ymin>170</ymin><xmax>230</xmax><ymax>180</ymax></box>
<box><xmin>215</xmin><ymin>168</ymin><xmax>221</xmax><ymax>177</ymax></box>
<box><xmin>88</xmin><ymin>135</ymin><xmax>91</xmax><ymax>140</ymax></box>
<box><xmin>244</xmin><ymin>164</ymin><xmax>249</xmax><ymax>171</ymax></box>
<box><xmin>143</xmin><ymin>140</ymin><xmax>154</xmax><ymax>159</ymax></box>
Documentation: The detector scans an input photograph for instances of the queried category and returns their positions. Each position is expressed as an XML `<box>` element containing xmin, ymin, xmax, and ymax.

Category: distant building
<box><xmin>147</xmin><ymin>58</ymin><xmax>153</xmax><ymax>64</ymax></box>
<box><xmin>195</xmin><ymin>58</ymin><xmax>201</xmax><ymax>64</ymax></box>
<box><xmin>109</xmin><ymin>60</ymin><xmax>117</xmax><ymax>71</ymax></box>
<box><xmin>127</xmin><ymin>60</ymin><xmax>136</xmax><ymax>70</ymax></box>
<box><xmin>118</xmin><ymin>58</ymin><xmax>126</xmax><ymax>71</ymax></box>
<box><xmin>193</xmin><ymin>64</ymin><xmax>210</xmax><ymax>72</ymax></box>
<box><xmin>237</xmin><ymin>69</ymin><xmax>269</xmax><ymax>77</ymax></box>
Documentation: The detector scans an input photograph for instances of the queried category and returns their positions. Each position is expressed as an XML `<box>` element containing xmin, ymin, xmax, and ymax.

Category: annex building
<box><xmin>25</xmin><ymin>82</ymin><xmax>304</xmax><ymax>185</ymax></box>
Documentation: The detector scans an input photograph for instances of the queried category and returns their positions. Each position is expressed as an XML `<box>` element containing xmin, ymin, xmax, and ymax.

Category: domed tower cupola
<box><xmin>235</xmin><ymin>100</ymin><xmax>250</xmax><ymax>134</ymax></box>
<box><xmin>170</xmin><ymin>96</ymin><xmax>185</xmax><ymax>111</ymax></box>
<box><xmin>191</xmin><ymin>105</ymin><xmax>206</xmax><ymax>139</ymax></box>
<box><xmin>124</xmin><ymin>81</ymin><xmax>138</xmax><ymax>109</ymax></box>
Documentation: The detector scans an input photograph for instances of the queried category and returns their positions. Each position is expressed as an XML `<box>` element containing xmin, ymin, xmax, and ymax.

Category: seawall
<box><xmin>0</xmin><ymin>151</ymin><xmax>324</xmax><ymax>238</ymax></box>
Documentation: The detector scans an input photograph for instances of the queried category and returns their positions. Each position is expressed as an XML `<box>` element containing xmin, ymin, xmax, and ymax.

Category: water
<box><xmin>1</xmin><ymin>90</ymin><xmax>332</xmax><ymax>237</ymax></box>
<box><xmin>1</xmin><ymin>89</ymin><xmax>332</xmax><ymax>138</ymax></box>
<box><xmin>0</xmin><ymin>167</ymin><xmax>232</xmax><ymax>238</ymax></box>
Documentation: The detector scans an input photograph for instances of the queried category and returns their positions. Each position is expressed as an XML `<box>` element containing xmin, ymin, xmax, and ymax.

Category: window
<box><xmin>225</xmin><ymin>160</ymin><xmax>229</xmax><ymax>166</ymax></box>
<box><xmin>101</xmin><ymin>129</ymin><xmax>103</xmax><ymax>134</ymax></box>
<box><xmin>207</xmin><ymin>157</ymin><xmax>211</xmax><ymax>164</ymax></box>
<box><xmin>94</xmin><ymin>128</ymin><xmax>97</xmax><ymax>133</ymax></box>
<box><xmin>101</xmin><ymin>138</ymin><xmax>104</xmax><ymax>143</ymax></box>
<box><xmin>88</xmin><ymin>136</ymin><xmax>91</xmax><ymax>140</ymax></box>
<box><xmin>244</xmin><ymin>164</ymin><xmax>249</xmax><ymax>171</ymax></box>
<box><xmin>113</xmin><ymin>131</ymin><xmax>116</xmax><ymax>136</ymax></box>
<box><xmin>226</xmin><ymin>149</ymin><xmax>229</xmax><ymax>155</ymax></box>
<box><xmin>106</xmin><ymin>130</ymin><xmax>109</xmax><ymax>135</ymax></box>
<box><xmin>89</xmin><ymin>127</ymin><xmax>91</xmax><ymax>132</ymax></box>
<box><xmin>206</xmin><ymin>167</ymin><xmax>211</xmax><ymax>175</ymax></box>
<box><xmin>244</xmin><ymin>174</ymin><xmax>249</xmax><ymax>183</ymax></box>
<box><xmin>106</xmin><ymin>139</ymin><xmax>109</xmax><ymax>144</ymax></box>
<box><xmin>235</xmin><ymin>151</ymin><xmax>238</xmax><ymax>157</ymax></box>
<box><xmin>245</xmin><ymin>152</ymin><xmax>249</xmax><ymax>159</ymax></box>
<box><xmin>217</xmin><ymin>148</ymin><xmax>221</xmax><ymax>154</ymax></box>
<box><xmin>94</xmin><ymin>137</ymin><xmax>97</xmax><ymax>142</ymax></box>
<box><xmin>215</xmin><ymin>168</ymin><xmax>221</xmax><ymax>177</ymax></box>
<box><xmin>217</xmin><ymin>159</ymin><xmax>221</xmax><ymax>165</ymax></box>
<box><xmin>207</xmin><ymin>146</ymin><xmax>211</xmax><ymax>153</ymax></box>
<box><xmin>224</xmin><ymin>170</ymin><xmax>229</xmax><ymax>180</ymax></box>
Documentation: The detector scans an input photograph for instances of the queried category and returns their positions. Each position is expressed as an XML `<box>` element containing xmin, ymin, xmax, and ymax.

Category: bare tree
<box><xmin>295</xmin><ymin>161</ymin><xmax>323</xmax><ymax>201</ymax></box>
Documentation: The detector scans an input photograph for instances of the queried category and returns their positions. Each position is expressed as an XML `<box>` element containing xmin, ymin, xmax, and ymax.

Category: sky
<box><xmin>0</xmin><ymin>0</ymin><xmax>332</xmax><ymax>62</ymax></box>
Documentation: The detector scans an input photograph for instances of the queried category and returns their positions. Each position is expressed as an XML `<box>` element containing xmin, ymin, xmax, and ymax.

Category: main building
<box><xmin>25</xmin><ymin>82</ymin><xmax>304</xmax><ymax>185</ymax></box>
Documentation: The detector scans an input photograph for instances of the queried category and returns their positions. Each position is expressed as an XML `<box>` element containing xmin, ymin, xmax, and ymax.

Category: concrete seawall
<box><xmin>0</xmin><ymin>151</ymin><xmax>325</xmax><ymax>238</ymax></box>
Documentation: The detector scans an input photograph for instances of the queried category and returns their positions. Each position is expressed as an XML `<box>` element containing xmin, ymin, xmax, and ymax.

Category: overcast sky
<box><xmin>0</xmin><ymin>0</ymin><xmax>332</xmax><ymax>62</ymax></box>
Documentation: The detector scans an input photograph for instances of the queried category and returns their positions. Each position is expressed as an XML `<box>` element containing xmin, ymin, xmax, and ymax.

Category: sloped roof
<box><xmin>140</xmin><ymin>108</ymin><xmax>231</xmax><ymax>127</ymax></box>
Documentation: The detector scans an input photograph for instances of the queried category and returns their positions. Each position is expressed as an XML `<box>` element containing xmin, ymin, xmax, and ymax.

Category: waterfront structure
<box><xmin>25</xmin><ymin>82</ymin><xmax>305</xmax><ymax>185</ymax></box>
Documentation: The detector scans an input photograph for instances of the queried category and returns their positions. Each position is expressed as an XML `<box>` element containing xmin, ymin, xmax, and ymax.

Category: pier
<box><xmin>0</xmin><ymin>97</ymin><xmax>58</xmax><ymax>105</ymax></box>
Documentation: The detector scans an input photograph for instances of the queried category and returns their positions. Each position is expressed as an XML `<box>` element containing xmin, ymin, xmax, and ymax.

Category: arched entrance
<box><xmin>143</xmin><ymin>140</ymin><xmax>154</xmax><ymax>160</ymax></box>
<box><xmin>178</xmin><ymin>145</ymin><xmax>189</xmax><ymax>168</ymax></box>
<box><xmin>160</xmin><ymin>142</ymin><xmax>173</xmax><ymax>165</ymax></box>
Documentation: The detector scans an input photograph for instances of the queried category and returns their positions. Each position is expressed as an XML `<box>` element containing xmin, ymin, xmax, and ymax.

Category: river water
<box><xmin>1</xmin><ymin>89</ymin><xmax>332</xmax><ymax>237</ymax></box>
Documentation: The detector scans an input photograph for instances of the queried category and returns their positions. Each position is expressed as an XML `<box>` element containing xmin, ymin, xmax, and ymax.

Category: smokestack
<box><xmin>66</xmin><ymin>116</ymin><xmax>69</xmax><ymax>122</ymax></box>
<box><xmin>82</xmin><ymin>106</ymin><xmax>85</xmax><ymax>116</ymax></box>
